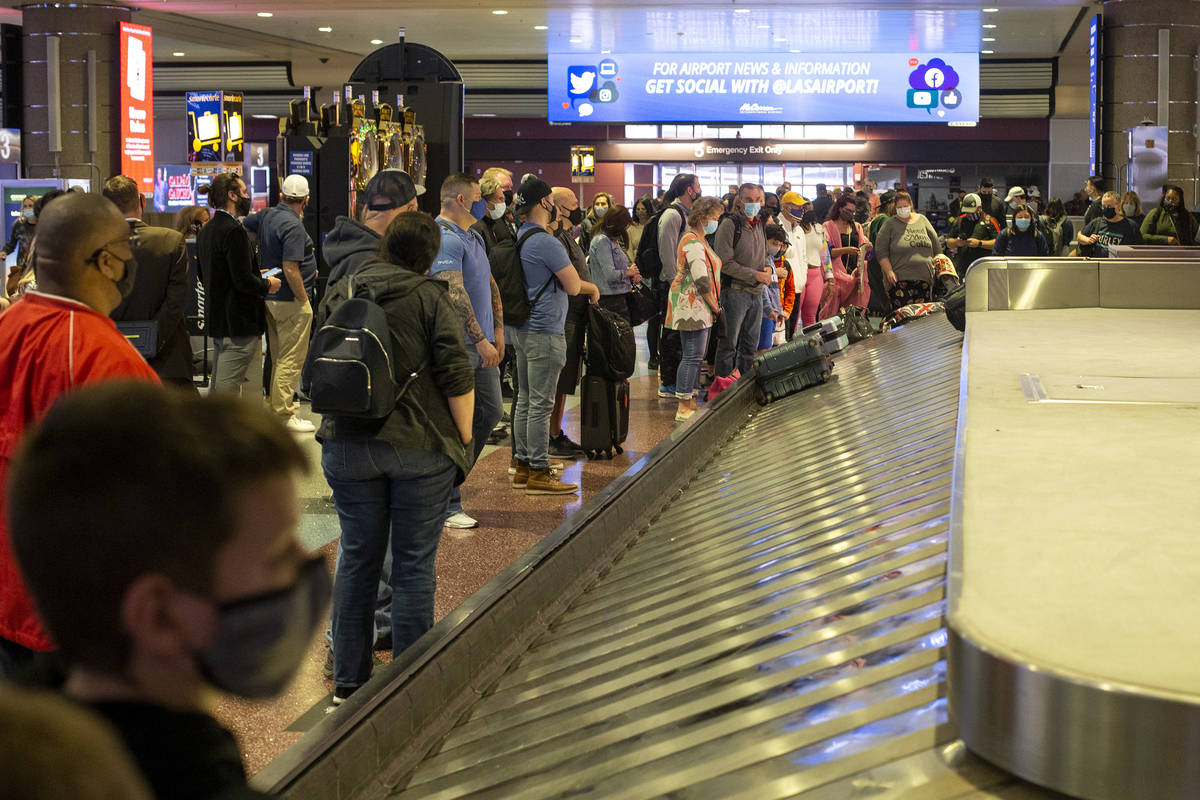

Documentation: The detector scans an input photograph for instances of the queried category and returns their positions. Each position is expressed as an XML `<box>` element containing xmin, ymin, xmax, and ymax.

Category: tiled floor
<box><xmin>213</xmin><ymin>337</ymin><xmax>690</xmax><ymax>776</ymax></box>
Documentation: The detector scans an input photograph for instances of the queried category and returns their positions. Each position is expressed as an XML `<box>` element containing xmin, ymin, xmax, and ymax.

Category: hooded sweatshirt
<box><xmin>324</xmin><ymin>215</ymin><xmax>382</xmax><ymax>287</ymax></box>
<box><xmin>315</xmin><ymin>260</ymin><xmax>475</xmax><ymax>484</ymax></box>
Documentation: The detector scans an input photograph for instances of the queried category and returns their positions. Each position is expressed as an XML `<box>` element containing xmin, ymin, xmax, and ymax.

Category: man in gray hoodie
<box><xmin>714</xmin><ymin>183</ymin><xmax>774</xmax><ymax>377</ymax></box>
<box><xmin>323</xmin><ymin>169</ymin><xmax>421</xmax><ymax>288</ymax></box>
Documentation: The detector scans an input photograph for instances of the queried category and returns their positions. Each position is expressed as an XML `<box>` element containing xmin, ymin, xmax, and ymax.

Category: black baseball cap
<box><xmin>363</xmin><ymin>169</ymin><xmax>425</xmax><ymax>211</ymax></box>
<box><xmin>513</xmin><ymin>174</ymin><xmax>552</xmax><ymax>215</ymax></box>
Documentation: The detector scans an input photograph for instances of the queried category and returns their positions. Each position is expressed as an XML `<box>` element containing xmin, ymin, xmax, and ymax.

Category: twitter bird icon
<box><xmin>567</xmin><ymin>67</ymin><xmax>596</xmax><ymax>98</ymax></box>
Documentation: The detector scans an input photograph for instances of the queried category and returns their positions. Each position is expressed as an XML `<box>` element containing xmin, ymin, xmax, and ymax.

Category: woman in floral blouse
<box><xmin>666</xmin><ymin>196</ymin><xmax>724</xmax><ymax>422</ymax></box>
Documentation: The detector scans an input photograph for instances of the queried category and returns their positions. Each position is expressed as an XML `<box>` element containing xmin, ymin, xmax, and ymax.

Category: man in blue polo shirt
<box><xmin>431</xmin><ymin>173</ymin><xmax>505</xmax><ymax>529</ymax></box>
<box><xmin>508</xmin><ymin>175</ymin><xmax>599</xmax><ymax>496</ymax></box>
<box><xmin>244</xmin><ymin>174</ymin><xmax>318</xmax><ymax>433</ymax></box>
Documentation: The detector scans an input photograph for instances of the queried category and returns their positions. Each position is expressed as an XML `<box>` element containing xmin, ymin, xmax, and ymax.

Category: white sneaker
<box><xmin>444</xmin><ymin>511</ymin><xmax>479</xmax><ymax>529</ymax></box>
<box><xmin>286</xmin><ymin>416</ymin><xmax>316</xmax><ymax>433</ymax></box>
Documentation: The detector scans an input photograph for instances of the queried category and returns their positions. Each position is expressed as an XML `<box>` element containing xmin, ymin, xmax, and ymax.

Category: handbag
<box><xmin>842</xmin><ymin>305</ymin><xmax>874</xmax><ymax>343</ymax></box>
<box><xmin>626</xmin><ymin>281</ymin><xmax>656</xmax><ymax>326</ymax></box>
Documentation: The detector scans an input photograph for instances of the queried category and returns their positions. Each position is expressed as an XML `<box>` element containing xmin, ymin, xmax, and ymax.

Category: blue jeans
<box><xmin>447</xmin><ymin>348</ymin><xmax>504</xmax><ymax>517</ymax></box>
<box><xmin>715</xmin><ymin>288</ymin><xmax>762</xmax><ymax>377</ymax></box>
<box><xmin>323</xmin><ymin>438</ymin><xmax>457</xmax><ymax>689</ymax></box>
<box><xmin>674</xmin><ymin>327</ymin><xmax>711</xmax><ymax>399</ymax></box>
<box><xmin>323</xmin><ymin>539</ymin><xmax>390</xmax><ymax>650</ymax></box>
<box><xmin>512</xmin><ymin>329</ymin><xmax>566</xmax><ymax>470</ymax></box>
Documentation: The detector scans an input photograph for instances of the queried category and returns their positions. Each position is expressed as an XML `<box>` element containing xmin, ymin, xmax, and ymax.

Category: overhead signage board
<box><xmin>119</xmin><ymin>22</ymin><xmax>155</xmax><ymax>192</ymax></box>
<box><xmin>0</xmin><ymin>128</ymin><xmax>20</xmax><ymax>165</ymax></box>
<box><xmin>570</xmin><ymin>144</ymin><xmax>595</xmax><ymax>182</ymax></box>
<box><xmin>187</xmin><ymin>91</ymin><xmax>223</xmax><ymax>162</ymax></box>
<box><xmin>548</xmin><ymin>51</ymin><xmax>979</xmax><ymax>124</ymax></box>
<box><xmin>222</xmin><ymin>91</ymin><xmax>244</xmax><ymax>163</ymax></box>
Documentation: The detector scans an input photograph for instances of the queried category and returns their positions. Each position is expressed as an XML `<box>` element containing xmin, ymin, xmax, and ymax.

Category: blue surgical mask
<box><xmin>743</xmin><ymin>203</ymin><xmax>762</xmax><ymax>218</ymax></box>
<box><xmin>1015</xmin><ymin>218</ymin><xmax>1031</xmax><ymax>231</ymax></box>
<box><xmin>704</xmin><ymin>219</ymin><xmax>719</xmax><ymax>235</ymax></box>
<box><xmin>469</xmin><ymin>199</ymin><xmax>488</xmax><ymax>221</ymax></box>
<box><xmin>21</xmin><ymin>209</ymin><xmax>33</xmax><ymax>220</ymax></box>
<box><xmin>488</xmin><ymin>201</ymin><xmax>506</xmax><ymax>220</ymax></box>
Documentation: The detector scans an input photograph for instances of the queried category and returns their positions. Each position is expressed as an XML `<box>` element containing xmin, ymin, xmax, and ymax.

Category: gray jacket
<box><xmin>714</xmin><ymin>215</ymin><xmax>770</xmax><ymax>295</ymax></box>
<box><xmin>656</xmin><ymin>202</ymin><xmax>688</xmax><ymax>283</ymax></box>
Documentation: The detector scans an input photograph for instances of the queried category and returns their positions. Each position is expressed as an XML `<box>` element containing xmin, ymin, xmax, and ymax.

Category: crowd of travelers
<box><xmin>0</xmin><ymin>164</ymin><xmax>1195</xmax><ymax>799</ymax></box>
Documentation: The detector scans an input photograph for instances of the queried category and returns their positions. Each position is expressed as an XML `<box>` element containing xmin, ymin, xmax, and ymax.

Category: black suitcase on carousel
<box><xmin>753</xmin><ymin>333</ymin><xmax>834</xmax><ymax>405</ymax></box>
<box><xmin>580</xmin><ymin>374</ymin><xmax>629</xmax><ymax>459</ymax></box>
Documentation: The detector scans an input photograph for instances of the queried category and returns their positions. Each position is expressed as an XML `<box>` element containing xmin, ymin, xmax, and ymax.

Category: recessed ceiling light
<box><xmin>534</xmin><ymin>25</ymin><xmax>548</xmax><ymax>30</ymax></box>
<box><xmin>491</xmin><ymin>9</ymin><xmax>508</xmax><ymax>15</ymax></box>
<box><xmin>983</xmin><ymin>7</ymin><xmax>999</xmax><ymax>12</ymax></box>
<box><xmin>318</xmin><ymin>26</ymin><xmax>332</xmax><ymax>32</ymax></box>
<box><xmin>982</xmin><ymin>37</ymin><xmax>995</xmax><ymax>42</ymax></box>
<box><xmin>172</xmin><ymin>51</ymin><xmax>185</xmax><ymax>57</ymax></box>
<box><xmin>981</xmin><ymin>49</ymin><xmax>994</xmax><ymax>54</ymax></box>
<box><xmin>370</xmin><ymin>39</ymin><xmax>383</xmax><ymax>45</ymax></box>
<box><xmin>256</xmin><ymin>11</ymin><xmax>272</xmax><ymax>17</ymax></box>
<box><xmin>982</xmin><ymin>23</ymin><xmax>997</xmax><ymax>29</ymax></box>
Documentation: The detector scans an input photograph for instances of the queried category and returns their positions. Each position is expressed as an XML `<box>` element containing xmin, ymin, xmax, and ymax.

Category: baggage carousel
<box><xmin>254</xmin><ymin>257</ymin><xmax>1197</xmax><ymax>798</ymax></box>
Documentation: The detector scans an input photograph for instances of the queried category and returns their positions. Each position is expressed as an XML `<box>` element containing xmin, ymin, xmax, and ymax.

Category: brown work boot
<box><xmin>524</xmin><ymin>468</ymin><xmax>578</xmax><ymax>496</ymax></box>
<box><xmin>511</xmin><ymin>461</ymin><xmax>530</xmax><ymax>488</ymax></box>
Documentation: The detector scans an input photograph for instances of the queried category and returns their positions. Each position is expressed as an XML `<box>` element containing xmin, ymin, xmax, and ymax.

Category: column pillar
<box><xmin>1101</xmin><ymin>0</ymin><xmax>1200</xmax><ymax>205</ymax></box>
<box><xmin>19</xmin><ymin>2</ymin><xmax>131</xmax><ymax>184</ymax></box>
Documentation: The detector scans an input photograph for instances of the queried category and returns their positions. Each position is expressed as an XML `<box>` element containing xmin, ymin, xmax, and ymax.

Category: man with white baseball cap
<box><xmin>243</xmin><ymin>173</ymin><xmax>318</xmax><ymax>432</ymax></box>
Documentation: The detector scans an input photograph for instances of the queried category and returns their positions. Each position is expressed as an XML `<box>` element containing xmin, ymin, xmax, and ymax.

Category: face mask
<box><xmin>469</xmin><ymin>199</ymin><xmax>488</xmax><ymax>221</ymax></box>
<box><xmin>567</xmin><ymin>207</ymin><xmax>583</xmax><ymax>226</ymax></box>
<box><xmin>21</xmin><ymin>209</ymin><xmax>34</xmax><ymax>220</ymax></box>
<box><xmin>235</xmin><ymin>194</ymin><xmax>252</xmax><ymax>217</ymax></box>
<box><xmin>1010</xmin><ymin>200</ymin><xmax>1024</xmax><ymax>209</ymax></box>
<box><xmin>1122</xmin><ymin>204</ymin><xmax>1136</xmax><ymax>217</ymax></box>
<box><xmin>839</xmin><ymin>208</ymin><xmax>854</xmax><ymax>221</ymax></box>
<box><xmin>593</xmin><ymin>204</ymin><xmax>608</xmax><ymax>217</ymax></box>
<box><xmin>896</xmin><ymin>206</ymin><xmax>912</xmax><ymax>220</ymax></box>
<box><xmin>1165</xmin><ymin>199</ymin><xmax>1179</xmax><ymax>210</ymax></box>
<box><xmin>704</xmin><ymin>219</ymin><xmax>719</xmax><ymax>235</ymax></box>
<box><xmin>545</xmin><ymin>200</ymin><xmax>558</xmax><ymax>224</ymax></box>
<box><xmin>743</xmin><ymin>202</ymin><xmax>762</xmax><ymax>218</ymax></box>
<box><xmin>979</xmin><ymin>190</ymin><xmax>992</xmax><ymax>197</ymax></box>
<box><xmin>198</xmin><ymin>554</ymin><xmax>330</xmax><ymax>699</ymax></box>
<box><xmin>774</xmin><ymin>247</ymin><xmax>787</xmax><ymax>259</ymax></box>
<box><xmin>1102</xmin><ymin>206</ymin><xmax>1118</xmax><ymax>220</ymax></box>
<box><xmin>1015</xmin><ymin>218</ymin><xmax>1031</xmax><ymax>232</ymax></box>
<box><xmin>488</xmin><ymin>201</ymin><xmax>506</xmax><ymax>220</ymax></box>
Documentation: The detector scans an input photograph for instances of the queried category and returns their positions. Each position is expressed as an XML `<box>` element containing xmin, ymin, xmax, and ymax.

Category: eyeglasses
<box><xmin>86</xmin><ymin>233</ymin><xmax>138</xmax><ymax>265</ymax></box>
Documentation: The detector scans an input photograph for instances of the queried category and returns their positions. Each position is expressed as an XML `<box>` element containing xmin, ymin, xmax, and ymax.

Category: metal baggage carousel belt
<box><xmin>390</xmin><ymin>319</ymin><xmax>974</xmax><ymax>798</ymax></box>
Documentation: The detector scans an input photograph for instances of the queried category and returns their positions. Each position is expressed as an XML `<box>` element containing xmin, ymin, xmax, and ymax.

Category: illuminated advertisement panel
<box><xmin>119</xmin><ymin>22</ymin><xmax>155</xmax><ymax>191</ymax></box>
<box><xmin>548</xmin><ymin>51</ymin><xmax>979</xmax><ymax>124</ymax></box>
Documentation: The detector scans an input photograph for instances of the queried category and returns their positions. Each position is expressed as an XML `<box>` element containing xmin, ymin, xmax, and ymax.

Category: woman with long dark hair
<box><xmin>587</xmin><ymin>204</ymin><xmax>641</xmax><ymax>322</ymax></box>
<box><xmin>1141</xmin><ymin>184</ymin><xmax>1197</xmax><ymax>246</ymax></box>
<box><xmin>819</xmin><ymin>193</ymin><xmax>870</xmax><ymax>319</ymax></box>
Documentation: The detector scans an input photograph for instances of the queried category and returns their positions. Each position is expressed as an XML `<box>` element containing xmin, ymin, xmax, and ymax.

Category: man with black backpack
<box><xmin>506</xmin><ymin>175</ymin><xmax>598</xmax><ymax>496</ymax></box>
<box><xmin>636</xmin><ymin>172</ymin><xmax>700</xmax><ymax>393</ymax></box>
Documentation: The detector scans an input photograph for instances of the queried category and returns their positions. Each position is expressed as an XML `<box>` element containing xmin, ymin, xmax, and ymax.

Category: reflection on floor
<box><xmin>213</xmin><ymin>340</ymin><xmax>688</xmax><ymax>775</ymax></box>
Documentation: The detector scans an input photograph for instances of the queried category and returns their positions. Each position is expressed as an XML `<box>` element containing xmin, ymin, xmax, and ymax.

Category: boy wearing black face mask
<box><xmin>1075</xmin><ymin>191</ymin><xmax>1143</xmax><ymax>257</ymax></box>
<box><xmin>945</xmin><ymin>192</ymin><xmax>999</xmax><ymax>276</ymax></box>
<box><xmin>8</xmin><ymin>381</ymin><xmax>328</xmax><ymax>800</ymax></box>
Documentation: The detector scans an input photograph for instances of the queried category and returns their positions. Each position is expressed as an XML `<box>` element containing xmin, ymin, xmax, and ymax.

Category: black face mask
<box><xmin>567</xmin><ymin>207</ymin><xmax>584</xmax><ymax>226</ymax></box>
<box><xmin>235</xmin><ymin>194</ymin><xmax>252</xmax><ymax>217</ymax></box>
<box><xmin>1102</xmin><ymin>206</ymin><xmax>1118</xmax><ymax>220</ymax></box>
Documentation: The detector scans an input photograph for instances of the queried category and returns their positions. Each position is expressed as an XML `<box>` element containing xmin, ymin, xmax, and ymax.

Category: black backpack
<box><xmin>489</xmin><ymin>227</ymin><xmax>555</xmax><ymax>327</ymax></box>
<box><xmin>584</xmin><ymin>303</ymin><xmax>636</xmax><ymax>381</ymax></box>
<box><xmin>635</xmin><ymin>202</ymin><xmax>685</xmax><ymax>282</ymax></box>
<box><xmin>303</xmin><ymin>280</ymin><xmax>417</xmax><ymax>419</ymax></box>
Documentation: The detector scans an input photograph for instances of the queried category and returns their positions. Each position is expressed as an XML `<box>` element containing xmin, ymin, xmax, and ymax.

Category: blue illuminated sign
<box><xmin>1089</xmin><ymin>16</ymin><xmax>1100</xmax><ymax>175</ymax></box>
<box><xmin>548</xmin><ymin>51</ymin><xmax>979</xmax><ymax>123</ymax></box>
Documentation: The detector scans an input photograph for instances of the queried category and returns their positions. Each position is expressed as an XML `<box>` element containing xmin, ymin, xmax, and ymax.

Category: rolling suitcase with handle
<box><xmin>579</xmin><ymin>373</ymin><xmax>629</xmax><ymax>459</ymax></box>
<box><xmin>753</xmin><ymin>333</ymin><xmax>834</xmax><ymax>405</ymax></box>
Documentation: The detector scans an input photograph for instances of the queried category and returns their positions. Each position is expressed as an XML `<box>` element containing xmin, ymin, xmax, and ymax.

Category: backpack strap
<box><xmin>516</xmin><ymin>227</ymin><xmax>557</xmax><ymax>309</ymax></box>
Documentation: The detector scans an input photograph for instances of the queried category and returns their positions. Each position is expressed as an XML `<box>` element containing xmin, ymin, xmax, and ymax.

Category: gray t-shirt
<box><xmin>875</xmin><ymin>215</ymin><xmax>943</xmax><ymax>284</ymax></box>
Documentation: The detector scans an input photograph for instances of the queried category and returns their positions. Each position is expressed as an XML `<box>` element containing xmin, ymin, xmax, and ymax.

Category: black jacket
<box><xmin>471</xmin><ymin>214</ymin><xmax>515</xmax><ymax>253</ymax></box>
<box><xmin>316</xmin><ymin>261</ymin><xmax>475</xmax><ymax>484</ymax></box>
<box><xmin>111</xmin><ymin>219</ymin><xmax>192</xmax><ymax>382</ymax></box>
<box><xmin>196</xmin><ymin>210</ymin><xmax>269</xmax><ymax>337</ymax></box>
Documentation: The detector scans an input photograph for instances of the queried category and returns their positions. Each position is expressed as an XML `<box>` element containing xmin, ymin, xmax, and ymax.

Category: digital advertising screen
<box><xmin>223</xmin><ymin>91</ymin><xmax>244</xmax><ymax>162</ymax></box>
<box><xmin>187</xmin><ymin>91</ymin><xmax>223</xmax><ymax>162</ymax></box>
<box><xmin>119</xmin><ymin>22</ymin><xmax>155</xmax><ymax>192</ymax></box>
<box><xmin>548</xmin><ymin>51</ymin><xmax>979</xmax><ymax>124</ymax></box>
<box><xmin>151</xmin><ymin>165</ymin><xmax>195</xmax><ymax>213</ymax></box>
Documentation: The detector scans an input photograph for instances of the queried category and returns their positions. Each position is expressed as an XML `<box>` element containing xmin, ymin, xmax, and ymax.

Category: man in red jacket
<box><xmin>0</xmin><ymin>192</ymin><xmax>159</xmax><ymax>676</ymax></box>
